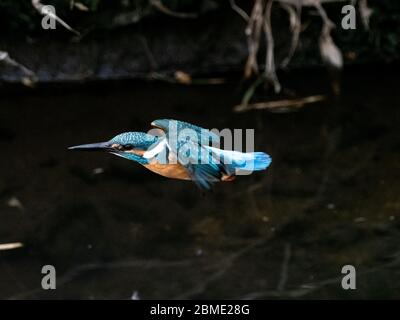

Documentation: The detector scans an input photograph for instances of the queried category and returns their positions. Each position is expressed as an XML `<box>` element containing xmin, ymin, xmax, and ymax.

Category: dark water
<box><xmin>0</xmin><ymin>67</ymin><xmax>399</xmax><ymax>299</ymax></box>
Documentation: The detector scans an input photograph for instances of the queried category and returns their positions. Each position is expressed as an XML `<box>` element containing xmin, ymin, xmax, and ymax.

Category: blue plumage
<box><xmin>110</xmin><ymin>132</ymin><xmax>158</xmax><ymax>150</ymax></box>
<box><xmin>248</xmin><ymin>152</ymin><xmax>272</xmax><ymax>171</ymax></box>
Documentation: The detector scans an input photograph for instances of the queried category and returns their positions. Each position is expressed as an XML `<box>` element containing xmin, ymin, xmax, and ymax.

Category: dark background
<box><xmin>0</xmin><ymin>0</ymin><xmax>399</xmax><ymax>299</ymax></box>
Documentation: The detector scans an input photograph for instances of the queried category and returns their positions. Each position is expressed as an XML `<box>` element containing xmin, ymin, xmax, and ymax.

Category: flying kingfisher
<box><xmin>69</xmin><ymin>119</ymin><xmax>271</xmax><ymax>190</ymax></box>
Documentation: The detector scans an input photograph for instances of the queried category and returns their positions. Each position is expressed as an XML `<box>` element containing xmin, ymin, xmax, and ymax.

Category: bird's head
<box><xmin>68</xmin><ymin>132</ymin><xmax>158</xmax><ymax>164</ymax></box>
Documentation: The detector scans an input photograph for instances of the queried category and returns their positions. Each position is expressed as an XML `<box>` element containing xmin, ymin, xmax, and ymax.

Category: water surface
<box><xmin>0</xmin><ymin>67</ymin><xmax>399</xmax><ymax>299</ymax></box>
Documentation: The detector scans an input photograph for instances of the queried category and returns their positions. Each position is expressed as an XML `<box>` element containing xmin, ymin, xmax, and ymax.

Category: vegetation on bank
<box><xmin>0</xmin><ymin>1</ymin><xmax>399</xmax><ymax>101</ymax></box>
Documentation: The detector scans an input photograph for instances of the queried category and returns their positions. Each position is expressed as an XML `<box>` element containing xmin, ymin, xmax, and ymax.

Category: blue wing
<box><xmin>151</xmin><ymin>119</ymin><xmax>220</xmax><ymax>146</ymax></box>
<box><xmin>151</xmin><ymin>119</ymin><xmax>225</xmax><ymax>189</ymax></box>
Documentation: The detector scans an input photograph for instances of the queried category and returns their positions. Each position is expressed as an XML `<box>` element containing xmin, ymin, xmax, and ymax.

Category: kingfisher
<box><xmin>69</xmin><ymin>119</ymin><xmax>271</xmax><ymax>190</ymax></box>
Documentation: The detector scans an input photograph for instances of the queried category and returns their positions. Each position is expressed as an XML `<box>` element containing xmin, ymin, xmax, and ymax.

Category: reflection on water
<box><xmin>0</xmin><ymin>67</ymin><xmax>399</xmax><ymax>299</ymax></box>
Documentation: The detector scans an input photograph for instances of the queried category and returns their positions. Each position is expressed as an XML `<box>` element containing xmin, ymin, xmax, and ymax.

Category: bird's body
<box><xmin>144</xmin><ymin>161</ymin><xmax>191</xmax><ymax>180</ymax></box>
<box><xmin>69</xmin><ymin>119</ymin><xmax>271</xmax><ymax>189</ymax></box>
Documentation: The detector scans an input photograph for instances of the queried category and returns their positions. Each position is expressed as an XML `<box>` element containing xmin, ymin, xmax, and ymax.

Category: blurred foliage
<box><xmin>0</xmin><ymin>0</ymin><xmax>398</xmax><ymax>63</ymax></box>
<box><xmin>0</xmin><ymin>0</ymin><xmax>220</xmax><ymax>35</ymax></box>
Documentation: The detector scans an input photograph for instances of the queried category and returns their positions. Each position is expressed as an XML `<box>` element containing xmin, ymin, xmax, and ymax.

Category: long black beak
<box><xmin>68</xmin><ymin>142</ymin><xmax>111</xmax><ymax>151</ymax></box>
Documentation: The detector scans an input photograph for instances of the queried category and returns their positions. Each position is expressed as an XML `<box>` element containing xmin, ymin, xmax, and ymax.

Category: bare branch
<box><xmin>263</xmin><ymin>0</ymin><xmax>281</xmax><ymax>92</ymax></box>
<box><xmin>0</xmin><ymin>50</ymin><xmax>37</xmax><ymax>86</ymax></box>
<box><xmin>277</xmin><ymin>243</ymin><xmax>292</xmax><ymax>291</ymax></box>
<box><xmin>279</xmin><ymin>0</ymin><xmax>349</xmax><ymax>5</ymax></box>
<box><xmin>358</xmin><ymin>0</ymin><xmax>373</xmax><ymax>30</ymax></box>
<box><xmin>0</xmin><ymin>51</ymin><xmax>34</xmax><ymax>76</ymax></box>
<box><xmin>314</xmin><ymin>0</ymin><xmax>343</xmax><ymax>69</ymax></box>
<box><xmin>229</xmin><ymin>0</ymin><xmax>250</xmax><ymax>21</ymax></box>
<box><xmin>280</xmin><ymin>2</ymin><xmax>302</xmax><ymax>68</ymax></box>
<box><xmin>244</xmin><ymin>0</ymin><xmax>265</xmax><ymax>78</ymax></box>
<box><xmin>149</xmin><ymin>0</ymin><xmax>198</xmax><ymax>19</ymax></box>
<box><xmin>0</xmin><ymin>242</ymin><xmax>24</xmax><ymax>251</ymax></box>
<box><xmin>234</xmin><ymin>94</ymin><xmax>326</xmax><ymax>113</ymax></box>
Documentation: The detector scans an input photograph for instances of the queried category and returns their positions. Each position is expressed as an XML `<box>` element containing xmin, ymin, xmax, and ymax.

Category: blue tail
<box><xmin>225</xmin><ymin>151</ymin><xmax>271</xmax><ymax>175</ymax></box>
<box><xmin>246</xmin><ymin>152</ymin><xmax>272</xmax><ymax>171</ymax></box>
<box><xmin>206</xmin><ymin>147</ymin><xmax>271</xmax><ymax>173</ymax></box>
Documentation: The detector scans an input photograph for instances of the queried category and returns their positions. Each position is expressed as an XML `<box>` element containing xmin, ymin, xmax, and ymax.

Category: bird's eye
<box><xmin>122</xmin><ymin>144</ymin><xmax>133</xmax><ymax>150</ymax></box>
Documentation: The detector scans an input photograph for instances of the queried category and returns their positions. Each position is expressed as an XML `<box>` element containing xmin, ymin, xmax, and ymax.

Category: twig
<box><xmin>263</xmin><ymin>0</ymin><xmax>281</xmax><ymax>93</ymax></box>
<box><xmin>0</xmin><ymin>242</ymin><xmax>24</xmax><ymax>251</ymax></box>
<box><xmin>112</xmin><ymin>10</ymin><xmax>143</xmax><ymax>27</ymax></box>
<box><xmin>314</xmin><ymin>0</ymin><xmax>343</xmax><ymax>93</ymax></box>
<box><xmin>277</xmin><ymin>243</ymin><xmax>291</xmax><ymax>291</ymax></box>
<box><xmin>137</xmin><ymin>35</ymin><xmax>158</xmax><ymax>70</ymax></box>
<box><xmin>244</xmin><ymin>0</ymin><xmax>265</xmax><ymax>78</ymax></box>
<box><xmin>358</xmin><ymin>0</ymin><xmax>373</xmax><ymax>30</ymax></box>
<box><xmin>280</xmin><ymin>2</ymin><xmax>302</xmax><ymax>68</ymax></box>
<box><xmin>234</xmin><ymin>94</ymin><xmax>326</xmax><ymax>113</ymax></box>
<box><xmin>313</xmin><ymin>0</ymin><xmax>335</xmax><ymax>34</ymax></box>
<box><xmin>280</xmin><ymin>0</ymin><xmax>349</xmax><ymax>5</ymax></box>
<box><xmin>0</xmin><ymin>51</ymin><xmax>35</xmax><ymax>77</ymax></box>
<box><xmin>148</xmin><ymin>72</ymin><xmax>225</xmax><ymax>85</ymax></box>
<box><xmin>0</xmin><ymin>50</ymin><xmax>37</xmax><ymax>86</ymax></box>
<box><xmin>149</xmin><ymin>0</ymin><xmax>198</xmax><ymax>19</ymax></box>
<box><xmin>230</xmin><ymin>0</ymin><xmax>250</xmax><ymax>21</ymax></box>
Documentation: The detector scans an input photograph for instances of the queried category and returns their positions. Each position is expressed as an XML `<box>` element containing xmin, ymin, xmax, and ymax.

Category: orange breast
<box><xmin>143</xmin><ymin>162</ymin><xmax>191</xmax><ymax>180</ymax></box>
<box><xmin>143</xmin><ymin>161</ymin><xmax>235</xmax><ymax>183</ymax></box>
